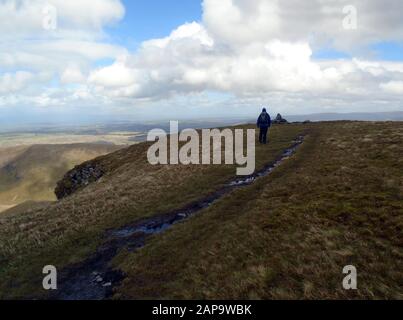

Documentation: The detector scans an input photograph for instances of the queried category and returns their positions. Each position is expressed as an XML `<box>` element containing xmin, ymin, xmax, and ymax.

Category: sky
<box><xmin>106</xmin><ymin>0</ymin><xmax>202</xmax><ymax>47</ymax></box>
<box><xmin>0</xmin><ymin>0</ymin><xmax>402</xmax><ymax>125</ymax></box>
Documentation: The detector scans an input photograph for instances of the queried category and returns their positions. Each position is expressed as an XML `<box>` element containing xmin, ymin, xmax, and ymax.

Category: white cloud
<box><xmin>202</xmin><ymin>0</ymin><xmax>403</xmax><ymax>51</ymax></box>
<box><xmin>89</xmin><ymin>58</ymin><xmax>138</xmax><ymax>88</ymax></box>
<box><xmin>1</xmin><ymin>0</ymin><xmax>403</xmax><ymax>116</ymax></box>
<box><xmin>0</xmin><ymin>0</ymin><xmax>124</xmax><ymax>37</ymax></box>
<box><xmin>0</xmin><ymin>0</ymin><xmax>127</xmax><ymax>108</ymax></box>
<box><xmin>0</xmin><ymin>71</ymin><xmax>34</xmax><ymax>93</ymax></box>
<box><xmin>61</xmin><ymin>65</ymin><xmax>85</xmax><ymax>84</ymax></box>
<box><xmin>79</xmin><ymin>0</ymin><xmax>403</xmax><ymax>113</ymax></box>
<box><xmin>380</xmin><ymin>81</ymin><xmax>403</xmax><ymax>94</ymax></box>
<box><xmin>86</xmin><ymin>21</ymin><xmax>403</xmax><ymax>105</ymax></box>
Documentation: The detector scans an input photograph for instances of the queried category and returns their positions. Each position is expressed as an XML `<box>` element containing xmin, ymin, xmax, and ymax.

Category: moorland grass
<box><xmin>114</xmin><ymin>122</ymin><xmax>402</xmax><ymax>300</ymax></box>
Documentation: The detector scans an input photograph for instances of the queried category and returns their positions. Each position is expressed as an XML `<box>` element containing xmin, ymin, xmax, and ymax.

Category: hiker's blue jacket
<box><xmin>257</xmin><ymin>112</ymin><xmax>272</xmax><ymax>128</ymax></box>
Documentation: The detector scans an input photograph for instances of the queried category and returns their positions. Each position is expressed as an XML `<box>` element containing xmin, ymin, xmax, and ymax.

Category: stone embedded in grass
<box><xmin>55</xmin><ymin>162</ymin><xmax>104</xmax><ymax>199</ymax></box>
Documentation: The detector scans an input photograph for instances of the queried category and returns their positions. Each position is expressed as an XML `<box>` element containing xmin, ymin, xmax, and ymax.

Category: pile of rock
<box><xmin>272</xmin><ymin>113</ymin><xmax>289</xmax><ymax>124</ymax></box>
<box><xmin>55</xmin><ymin>162</ymin><xmax>104</xmax><ymax>199</ymax></box>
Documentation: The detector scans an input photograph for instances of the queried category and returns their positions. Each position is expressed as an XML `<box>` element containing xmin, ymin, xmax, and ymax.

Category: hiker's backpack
<box><xmin>260</xmin><ymin>113</ymin><xmax>271</xmax><ymax>126</ymax></box>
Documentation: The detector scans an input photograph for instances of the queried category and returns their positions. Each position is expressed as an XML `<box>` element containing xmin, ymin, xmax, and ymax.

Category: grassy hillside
<box><xmin>0</xmin><ymin>201</ymin><xmax>53</xmax><ymax>219</ymax></box>
<box><xmin>0</xmin><ymin>146</ymin><xmax>27</xmax><ymax>168</ymax></box>
<box><xmin>0</xmin><ymin>122</ymin><xmax>401</xmax><ymax>299</ymax></box>
<box><xmin>0</xmin><ymin>144</ymin><xmax>120</xmax><ymax>212</ymax></box>
<box><xmin>0</xmin><ymin>124</ymin><xmax>307</xmax><ymax>298</ymax></box>
<box><xmin>115</xmin><ymin>122</ymin><xmax>402</xmax><ymax>300</ymax></box>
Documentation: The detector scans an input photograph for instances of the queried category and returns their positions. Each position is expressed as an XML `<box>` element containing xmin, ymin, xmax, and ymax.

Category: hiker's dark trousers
<box><xmin>259</xmin><ymin>127</ymin><xmax>269</xmax><ymax>144</ymax></box>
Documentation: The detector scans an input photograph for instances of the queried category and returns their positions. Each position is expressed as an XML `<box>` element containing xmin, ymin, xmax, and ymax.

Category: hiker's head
<box><xmin>262</xmin><ymin>108</ymin><xmax>267</xmax><ymax>113</ymax></box>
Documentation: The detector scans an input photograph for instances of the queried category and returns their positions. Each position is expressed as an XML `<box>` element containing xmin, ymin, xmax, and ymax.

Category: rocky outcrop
<box><xmin>55</xmin><ymin>162</ymin><xmax>104</xmax><ymax>200</ymax></box>
<box><xmin>273</xmin><ymin>113</ymin><xmax>289</xmax><ymax>124</ymax></box>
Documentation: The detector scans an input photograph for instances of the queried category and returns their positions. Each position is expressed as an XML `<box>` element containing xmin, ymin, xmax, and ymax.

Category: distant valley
<box><xmin>0</xmin><ymin>119</ymin><xmax>247</xmax><ymax>214</ymax></box>
<box><xmin>0</xmin><ymin>143</ymin><xmax>121</xmax><ymax>214</ymax></box>
<box><xmin>1</xmin><ymin>112</ymin><xmax>401</xmax><ymax>215</ymax></box>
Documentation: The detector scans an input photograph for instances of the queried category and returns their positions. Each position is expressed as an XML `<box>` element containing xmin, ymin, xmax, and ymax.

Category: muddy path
<box><xmin>50</xmin><ymin>136</ymin><xmax>305</xmax><ymax>300</ymax></box>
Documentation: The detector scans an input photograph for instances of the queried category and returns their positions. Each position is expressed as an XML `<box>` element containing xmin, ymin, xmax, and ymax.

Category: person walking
<box><xmin>257</xmin><ymin>108</ymin><xmax>272</xmax><ymax>144</ymax></box>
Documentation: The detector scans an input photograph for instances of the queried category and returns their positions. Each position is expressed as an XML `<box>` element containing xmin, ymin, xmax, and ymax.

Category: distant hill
<box><xmin>286</xmin><ymin>111</ymin><xmax>403</xmax><ymax>122</ymax></box>
<box><xmin>0</xmin><ymin>144</ymin><xmax>120</xmax><ymax>212</ymax></box>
